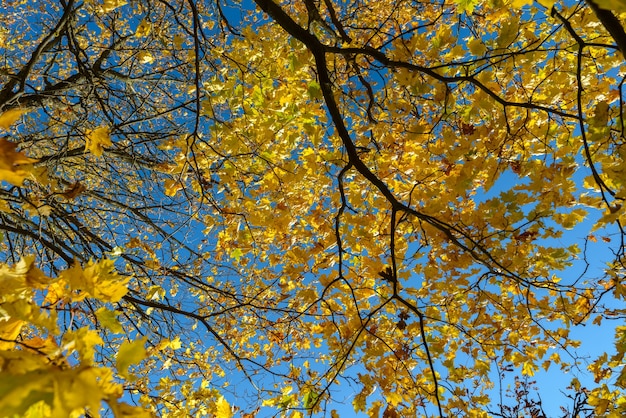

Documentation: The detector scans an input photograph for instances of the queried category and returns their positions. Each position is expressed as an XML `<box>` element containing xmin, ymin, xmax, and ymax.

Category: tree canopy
<box><xmin>2</xmin><ymin>0</ymin><xmax>626</xmax><ymax>416</ymax></box>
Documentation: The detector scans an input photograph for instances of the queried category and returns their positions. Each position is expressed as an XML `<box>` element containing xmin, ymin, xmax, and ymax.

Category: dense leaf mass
<box><xmin>1</xmin><ymin>0</ymin><xmax>626</xmax><ymax>416</ymax></box>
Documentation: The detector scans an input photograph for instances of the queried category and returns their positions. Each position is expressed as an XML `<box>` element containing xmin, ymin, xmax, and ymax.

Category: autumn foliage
<box><xmin>2</xmin><ymin>0</ymin><xmax>626</xmax><ymax>416</ymax></box>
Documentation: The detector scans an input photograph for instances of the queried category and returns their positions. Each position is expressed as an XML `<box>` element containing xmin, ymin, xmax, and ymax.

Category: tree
<box><xmin>1</xmin><ymin>0</ymin><xmax>626</xmax><ymax>416</ymax></box>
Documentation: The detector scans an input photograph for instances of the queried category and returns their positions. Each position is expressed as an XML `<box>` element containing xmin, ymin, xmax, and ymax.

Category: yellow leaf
<box><xmin>588</xmin><ymin>394</ymin><xmax>611</xmax><ymax>414</ymax></box>
<box><xmin>386</xmin><ymin>391</ymin><xmax>403</xmax><ymax>406</ymax></box>
<box><xmin>135</xmin><ymin>19</ymin><xmax>152</xmax><ymax>37</ymax></box>
<box><xmin>51</xmin><ymin>368</ymin><xmax>103</xmax><ymax>418</ymax></box>
<box><xmin>60</xmin><ymin>259</ymin><xmax>129</xmax><ymax>303</ymax></box>
<box><xmin>215</xmin><ymin>396</ymin><xmax>233</xmax><ymax>418</ymax></box>
<box><xmin>117</xmin><ymin>337</ymin><xmax>148</xmax><ymax>379</ymax></box>
<box><xmin>536</xmin><ymin>0</ymin><xmax>555</xmax><ymax>7</ymax></box>
<box><xmin>230</xmin><ymin>248</ymin><xmax>244</xmax><ymax>261</ymax></box>
<box><xmin>101</xmin><ymin>0</ymin><xmax>127</xmax><ymax>13</ymax></box>
<box><xmin>0</xmin><ymin>258</ymin><xmax>49</xmax><ymax>345</ymax></box>
<box><xmin>169</xmin><ymin>336</ymin><xmax>182</xmax><ymax>350</ymax></box>
<box><xmin>0</xmin><ymin>256</ymin><xmax>30</xmax><ymax>285</ymax></box>
<box><xmin>24</xmin><ymin>261</ymin><xmax>49</xmax><ymax>290</ymax></box>
<box><xmin>556</xmin><ymin>208</ymin><xmax>587</xmax><ymax>229</ymax></box>
<box><xmin>467</xmin><ymin>38</ymin><xmax>486</xmax><ymax>56</ymax></box>
<box><xmin>85</xmin><ymin>126</ymin><xmax>112</xmax><ymax>157</ymax></box>
<box><xmin>21</xmin><ymin>401</ymin><xmax>51</xmax><ymax>418</ymax></box>
<box><xmin>173</xmin><ymin>34</ymin><xmax>184</xmax><ymax>48</ymax></box>
<box><xmin>454</xmin><ymin>0</ymin><xmax>480</xmax><ymax>13</ymax></box>
<box><xmin>0</xmin><ymin>108</ymin><xmax>27</xmax><ymax>130</ymax></box>
<box><xmin>28</xmin><ymin>165</ymin><xmax>51</xmax><ymax>187</ymax></box>
<box><xmin>146</xmin><ymin>285</ymin><xmax>165</xmax><ymax>301</ymax></box>
<box><xmin>156</xmin><ymin>336</ymin><xmax>182</xmax><ymax>351</ymax></box>
<box><xmin>95</xmin><ymin>307</ymin><xmax>124</xmax><ymax>333</ymax></box>
<box><xmin>164</xmin><ymin>179</ymin><xmax>182</xmax><ymax>196</ymax></box>
<box><xmin>21</xmin><ymin>336</ymin><xmax>60</xmax><ymax>358</ymax></box>
<box><xmin>0</xmin><ymin>138</ymin><xmax>38</xmax><ymax>186</ymax></box>
<box><xmin>137</xmin><ymin>51</ymin><xmax>154</xmax><ymax>64</ymax></box>
<box><xmin>0</xmin><ymin>318</ymin><xmax>24</xmax><ymax>349</ymax></box>
<box><xmin>522</xmin><ymin>361</ymin><xmax>537</xmax><ymax>376</ymax></box>
<box><xmin>0</xmin><ymin>199</ymin><xmax>11</xmax><ymax>213</ymax></box>
<box><xmin>496</xmin><ymin>16</ymin><xmax>519</xmax><ymax>49</ymax></box>
<box><xmin>63</xmin><ymin>328</ymin><xmax>103</xmax><ymax>365</ymax></box>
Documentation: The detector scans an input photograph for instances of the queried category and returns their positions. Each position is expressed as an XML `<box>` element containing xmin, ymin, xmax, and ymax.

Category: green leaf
<box><xmin>303</xmin><ymin>390</ymin><xmax>319</xmax><ymax>409</ymax></box>
<box><xmin>454</xmin><ymin>0</ymin><xmax>480</xmax><ymax>13</ymax></box>
<box><xmin>307</xmin><ymin>82</ymin><xmax>322</xmax><ymax>99</ymax></box>
<box><xmin>95</xmin><ymin>307</ymin><xmax>124</xmax><ymax>333</ymax></box>
<box><xmin>230</xmin><ymin>248</ymin><xmax>244</xmax><ymax>261</ymax></box>
<box><xmin>116</xmin><ymin>337</ymin><xmax>148</xmax><ymax>379</ymax></box>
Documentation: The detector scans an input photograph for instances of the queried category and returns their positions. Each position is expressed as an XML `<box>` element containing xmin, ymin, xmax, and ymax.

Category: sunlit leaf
<box><xmin>85</xmin><ymin>126</ymin><xmax>112</xmax><ymax>157</ymax></box>
<box><xmin>117</xmin><ymin>337</ymin><xmax>148</xmax><ymax>379</ymax></box>
<box><xmin>215</xmin><ymin>396</ymin><xmax>233</xmax><ymax>418</ymax></box>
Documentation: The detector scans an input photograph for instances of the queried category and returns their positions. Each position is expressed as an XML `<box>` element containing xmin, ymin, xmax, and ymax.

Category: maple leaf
<box><xmin>59</xmin><ymin>181</ymin><xmax>86</xmax><ymax>199</ymax></box>
<box><xmin>454</xmin><ymin>0</ymin><xmax>480</xmax><ymax>13</ymax></box>
<box><xmin>510</xmin><ymin>0</ymin><xmax>533</xmax><ymax>7</ymax></box>
<box><xmin>164</xmin><ymin>178</ymin><xmax>183</xmax><ymax>196</ymax></box>
<box><xmin>117</xmin><ymin>337</ymin><xmax>148</xmax><ymax>379</ymax></box>
<box><xmin>230</xmin><ymin>248</ymin><xmax>244</xmax><ymax>261</ymax></box>
<box><xmin>137</xmin><ymin>51</ymin><xmax>154</xmax><ymax>64</ymax></box>
<box><xmin>95</xmin><ymin>307</ymin><xmax>124</xmax><ymax>333</ymax></box>
<box><xmin>0</xmin><ymin>139</ymin><xmax>37</xmax><ymax>186</ymax></box>
<box><xmin>135</xmin><ymin>19</ymin><xmax>152</xmax><ymax>37</ymax></box>
<box><xmin>59</xmin><ymin>259</ymin><xmax>129</xmax><ymax>302</ymax></box>
<box><xmin>215</xmin><ymin>396</ymin><xmax>233</xmax><ymax>418</ymax></box>
<box><xmin>84</xmin><ymin>126</ymin><xmax>112</xmax><ymax>157</ymax></box>
<box><xmin>0</xmin><ymin>317</ymin><xmax>24</xmax><ymax>350</ymax></box>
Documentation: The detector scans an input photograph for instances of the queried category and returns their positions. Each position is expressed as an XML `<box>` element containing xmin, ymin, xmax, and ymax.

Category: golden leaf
<box><xmin>135</xmin><ymin>19</ymin><xmax>152</xmax><ymax>37</ymax></box>
<box><xmin>215</xmin><ymin>396</ymin><xmax>233</xmax><ymax>418</ymax></box>
<box><xmin>0</xmin><ymin>318</ymin><xmax>24</xmax><ymax>350</ymax></box>
<box><xmin>137</xmin><ymin>51</ymin><xmax>154</xmax><ymax>64</ymax></box>
<box><xmin>59</xmin><ymin>259</ymin><xmax>129</xmax><ymax>302</ymax></box>
<box><xmin>101</xmin><ymin>0</ymin><xmax>127</xmax><ymax>13</ymax></box>
<box><xmin>0</xmin><ymin>108</ymin><xmax>27</xmax><ymax>130</ymax></box>
<box><xmin>116</xmin><ymin>337</ymin><xmax>148</xmax><ymax>379</ymax></box>
<box><xmin>0</xmin><ymin>138</ymin><xmax>38</xmax><ymax>186</ymax></box>
<box><xmin>164</xmin><ymin>179</ymin><xmax>183</xmax><ymax>196</ymax></box>
<box><xmin>85</xmin><ymin>126</ymin><xmax>112</xmax><ymax>157</ymax></box>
